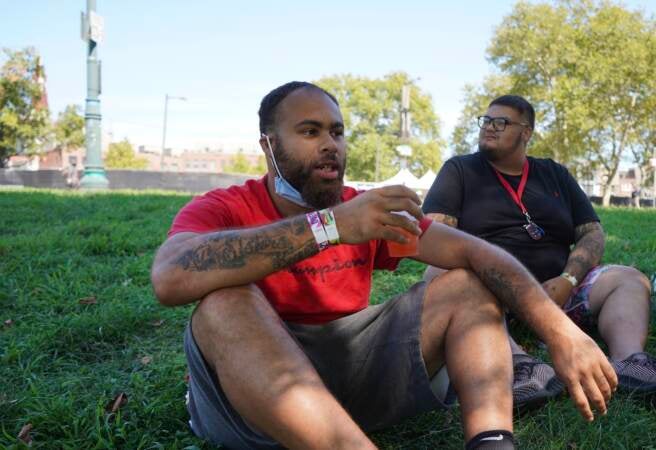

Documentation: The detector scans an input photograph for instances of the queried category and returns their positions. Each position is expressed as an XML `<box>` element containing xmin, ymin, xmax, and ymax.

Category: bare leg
<box><xmin>588</xmin><ymin>266</ymin><xmax>652</xmax><ymax>361</ymax></box>
<box><xmin>420</xmin><ymin>269</ymin><xmax>513</xmax><ymax>440</ymax></box>
<box><xmin>191</xmin><ymin>284</ymin><xmax>375</xmax><ymax>450</ymax></box>
<box><xmin>426</xmin><ymin>265</ymin><xmax>529</xmax><ymax>357</ymax></box>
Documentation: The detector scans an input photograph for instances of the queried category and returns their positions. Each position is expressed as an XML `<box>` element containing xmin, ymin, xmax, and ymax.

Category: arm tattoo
<box><xmin>426</xmin><ymin>213</ymin><xmax>458</xmax><ymax>228</ymax></box>
<box><xmin>574</xmin><ymin>221</ymin><xmax>603</xmax><ymax>242</ymax></box>
<box><xmin>567</xmin><ymin>222</ymin><xmax>605</xmax><ymax>279</ymax></box>
<box><xmin>480</xmin><ymin>267</ymin><xmax>523</xmax><ymax>312</ymax></box>
<box><xmin>176</xmin><ymin>215</ymin><xmax>317</xmax><ymax>272</ymax></box>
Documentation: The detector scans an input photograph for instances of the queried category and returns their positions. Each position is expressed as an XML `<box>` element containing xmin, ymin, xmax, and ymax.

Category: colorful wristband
<box><xmin>306</xmin><ymin>211</ymin><xmax>329</xmax><ymax>251</ymax></box>
<box><xmin>319</xmin><ymin>208</ymin><xmax>340</xmax><ymax>245</ymax></box>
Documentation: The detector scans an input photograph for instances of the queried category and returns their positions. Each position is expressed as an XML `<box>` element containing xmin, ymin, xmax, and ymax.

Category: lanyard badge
<box><xmin>492</xmin><ymin>160</ymin><xmax>545</xmax><ymax>241</ymax></box>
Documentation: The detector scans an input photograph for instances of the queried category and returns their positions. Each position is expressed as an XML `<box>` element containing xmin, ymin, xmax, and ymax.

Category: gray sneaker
<box><xmin>513</xmin><ymin>354</ymin><xmax>564</xmax><ymax>410</ymax></box>
<box><xmin>612</xmin><ymin>352</ymin><xmax>656</xmax><ymax>394</ymax></box>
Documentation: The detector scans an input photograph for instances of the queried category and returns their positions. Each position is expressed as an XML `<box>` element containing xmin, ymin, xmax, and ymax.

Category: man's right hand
<box><xmin>332</xmin><ymin>185</ymin><xmax>424</xmax><ymax>245</ymax></box>
<box><xmin>546</xmin><ymin>321</ymin><xmax>618</xmax><ymax>421</ymax></box>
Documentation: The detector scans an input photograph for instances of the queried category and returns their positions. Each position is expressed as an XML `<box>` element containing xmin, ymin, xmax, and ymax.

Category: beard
<box><xmin>478</xmin><ymin>132</ymin><xmax>523</xmax><ymax>162</ymax></box>
<box><xmin>273</xmin><ymin>140</ymin><xmax>346</xmax><ymax>209</ymax></box>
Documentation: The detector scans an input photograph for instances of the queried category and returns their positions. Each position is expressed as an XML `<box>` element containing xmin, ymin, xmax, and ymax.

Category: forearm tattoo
<box><xmin>567</xmin><ymin>222</ymin><xmax>605</xmax><ymax>278</ymax></box>
<box><xmin>480</xmin><ymin>267</ymin><xmax>523</xmax><ymax>312</ymax></box>
<box><xmin>176</xmin><ymin>215</ymin><xmax>317</xmax><ymax>272</ymax></box>
<box><xmin>427</xmin><ymin>213</ymin><xmax>458</xmax><ymax>228</ymax></box>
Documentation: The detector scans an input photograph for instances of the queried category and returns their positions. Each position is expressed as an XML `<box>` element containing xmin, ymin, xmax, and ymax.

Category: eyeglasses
<box><xmin>477</xmin><ymin>116</ymin><xmax>530</xmax><ymax>132</ymax></box>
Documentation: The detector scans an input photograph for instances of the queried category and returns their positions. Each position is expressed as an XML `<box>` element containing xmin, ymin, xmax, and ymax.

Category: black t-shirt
<box><xmin>422</xmin><ymin>152</ymin><xmax>599</xmax><ymax>282</ymax></box>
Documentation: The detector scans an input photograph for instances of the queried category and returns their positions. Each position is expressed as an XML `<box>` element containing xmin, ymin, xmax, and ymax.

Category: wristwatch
<box><xmin>560</xmin><ymin>272</ymin><xmax>578</xmax><ymax>287</ymax></box>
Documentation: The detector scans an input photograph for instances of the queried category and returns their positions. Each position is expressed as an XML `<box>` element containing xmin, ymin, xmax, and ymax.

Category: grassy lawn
<box><xmin>1</xmin><ymin>188</ymin><xmax>655</xmax><ymax>449</ymax></box>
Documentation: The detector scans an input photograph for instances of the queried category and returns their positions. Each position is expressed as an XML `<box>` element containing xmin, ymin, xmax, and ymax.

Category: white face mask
<box><xmin>262</xmin><ymin>134</ymin><xmax>312</xmax><ymax>208</ymax></box>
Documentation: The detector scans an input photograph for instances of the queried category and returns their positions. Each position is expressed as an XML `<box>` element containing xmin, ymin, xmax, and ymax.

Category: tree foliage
<box><xmin>224</xmin><ymin>151</ymin><xmax>266</xmax><ymax>175</ymax></box>
<box><xmin>105</xmin><ymin>139</ymin><xmax>148</xmax><ymax>170</ymax></box>
<box><xmin>0</xmin><ymin>47</ymin><xmax>50</xmax><ymax>167</ymax></box>
<box><xmin>316</xmin><ymin>72</ymin><xmax>444</xmax><ymax>182</ymax></box>
<box><xmin>53</xmin><ymin>104</ymin><xmax>84</xmax><ymax>152</ymax></box>
<box><xmin>452</xmin><ymin>0</ymin><xmax>656</xmax><ymax>204</ymax></box>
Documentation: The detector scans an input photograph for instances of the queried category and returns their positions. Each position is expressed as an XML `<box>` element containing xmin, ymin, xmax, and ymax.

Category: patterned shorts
<box><xmin>562</xmin><ymin>265</ymin><xmax>614</xmax><ymax>331</ymax></box>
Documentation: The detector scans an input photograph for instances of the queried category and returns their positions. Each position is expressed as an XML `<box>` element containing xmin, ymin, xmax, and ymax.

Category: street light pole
<box><xmin>160</xmin><ymin>94</ymin><xmax>186</xmax><ymax>170</ymax></box>
<box><xmin>652</xmin><ymin>146</ymin><xmax>656</xmax><ymax>208</ymax></box>
<box><xmin>79</xmin><ymin>0</ymin><xmax>109</xmax><ymax>189</ymax></box>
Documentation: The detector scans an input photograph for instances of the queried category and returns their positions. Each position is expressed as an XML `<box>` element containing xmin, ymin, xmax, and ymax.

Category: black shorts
<box><xmin>184</xmin><ymin>281</ymin><xmax>447</xmax><ymax>449</ymax></box>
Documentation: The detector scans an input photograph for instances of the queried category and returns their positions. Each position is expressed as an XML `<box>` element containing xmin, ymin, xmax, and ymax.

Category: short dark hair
<box><xmin>258</xmin><ymin>81</ymin><xmax>339</xmax><ymax>135</ymax></box>
<box><xmin>489</xmin><ymin>95</ymin><xmax>535</xmax><ymax>129</ymax></box>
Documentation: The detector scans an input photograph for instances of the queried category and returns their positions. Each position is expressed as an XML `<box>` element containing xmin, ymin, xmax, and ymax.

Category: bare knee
<box><xmin>628</xmin><ymin>267</ymin><xmax>652</xmax><ymax>295</ymax></box>
<box><xmin>425</xmin><ymin>268</ymin><xmax>503</xmax><ymax>317</ymax></box>
<box><xmin>613</xmin><ymin>266</ymin><xmax>652</xmax><ymax>295</ymax></box>
<box><xmin>193</xmin><ymin>284</ymin><xmax>268</xmax><ymax>321</ymax></box>
<box><xmin>191</xmin><ymin>284</ymin><xmax>281</xmax><ymax>366</ymax></box>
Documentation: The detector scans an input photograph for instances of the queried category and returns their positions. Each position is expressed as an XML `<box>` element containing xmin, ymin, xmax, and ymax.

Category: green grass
<box><xmin>1</xmin><ymin>189</ymin><xmax>655</xmax><ymax>449</ymax></box>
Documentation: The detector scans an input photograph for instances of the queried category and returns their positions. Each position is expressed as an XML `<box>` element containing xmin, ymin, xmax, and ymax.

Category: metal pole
<box><xmin>159</xmin><ymin>94</ymin><xmax>185</xmax><ymax>171</ymax></box>
<box><xmin>79</xmin><ymin>0</ymin><xmax>109</xmax><ymax>189</ymax></box>
<box><xmin>160</xmin><ymin>94</ymin><xmax>169</xmax><ymax>170</ymax></box>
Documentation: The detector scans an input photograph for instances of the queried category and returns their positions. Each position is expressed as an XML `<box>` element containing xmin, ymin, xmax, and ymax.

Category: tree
<box><xmin>104</xmin><ymin>139</ymin><xmax>148</xmax><ymax>169</ymax></box>
<box><xmin>315</xmin><ymin>72</ymin><xmax>444</xmax><ymax>182</ymax></box>
<box><xmin>0</xmin><ymin>47</ymin><xmax>50</xmax><ymax>167</ymax></box>
<box><xmin>452</xmin><ymin>0</ymin><xmax>656</xmax><ymax>205</ymax></box>
<box><xmin>224</xmin><ymin>149</ymin><xmax>252</xmax><ymax>174</ymax></box>
<box><xmin>53</xmin><ymin>104</ymin><xmax>84</xmax><ymax>152</ymax></box>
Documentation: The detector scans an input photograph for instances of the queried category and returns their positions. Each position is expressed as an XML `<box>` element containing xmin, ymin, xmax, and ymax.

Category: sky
<box><xmin>2</xmin><ymin>0</ymin><xmax>655</xmax><ymax>156</ymax></box>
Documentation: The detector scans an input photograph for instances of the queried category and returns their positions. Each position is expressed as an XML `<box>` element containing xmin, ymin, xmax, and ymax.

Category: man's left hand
<box><xmin>542</xmin><ymin>276</ymin><xmax>574</xmax><ymax>308</ymax></box>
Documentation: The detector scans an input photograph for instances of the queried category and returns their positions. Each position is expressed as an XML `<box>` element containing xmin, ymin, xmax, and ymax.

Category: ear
<box><xmin>259</xmin><ymin>134</ymin><xmax>274</xmax><ymax>157</ymax></box>
<box><xmin>522</xmin><ymin>127</ymin><xmax>533</xmax><ymax>146</ymax></box>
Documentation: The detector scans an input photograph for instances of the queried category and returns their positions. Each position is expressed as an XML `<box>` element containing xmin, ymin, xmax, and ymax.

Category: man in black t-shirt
<box><xmin>423</xmin><ymin>95</ymin><xmax>655</xmax><ymax>408</ymax></box>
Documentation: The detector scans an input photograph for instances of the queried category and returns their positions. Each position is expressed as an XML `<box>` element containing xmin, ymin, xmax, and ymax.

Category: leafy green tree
<box><xmin>0</xmin><ymin>47</ymin><xmax>50</xmax><ymax>167</ymax></box>
<box><xmin>316</xmin><ymin>72</ymin><xmax>444</xmax><ymax>181</ymax></box>
<box><xmin>53</xmin><ymin>104</ymin><xmax>84</xmax><ymax>152</ymax></box>
<box><xmin>105</xmin><ymin>139</ymin><xmax>148</xmax><ymax>170</ymax></box>
<box><xmin>225</xmin><ymin>151</ymin><xmax>267</xmax><ymax>175</ymax></box>
<box><xmin>253</xmin><ymin>155</ymin><xmax>266</xmax><ymax>175</ymax></box>
<box><xmin>452</xmin><ymin>0</ymin><xmax>656</xmax><ymax>205</ymax></box>
<box><xmin>224</xmin><ymin>149</ymin><xmax>252</xmax><ymax>174</ymax></box>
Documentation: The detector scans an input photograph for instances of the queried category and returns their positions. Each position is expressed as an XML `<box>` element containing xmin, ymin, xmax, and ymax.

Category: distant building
<box><xmin>578</xmin><ymin>166</ymin><xmax>648</xmax><ymax>199</ymax></box>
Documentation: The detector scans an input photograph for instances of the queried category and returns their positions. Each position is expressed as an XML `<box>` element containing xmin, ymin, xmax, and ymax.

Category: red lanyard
<box><xmin>492</xmin><ymin>159</ymin><xmax>530</xmax><ymax>216</ymax></box>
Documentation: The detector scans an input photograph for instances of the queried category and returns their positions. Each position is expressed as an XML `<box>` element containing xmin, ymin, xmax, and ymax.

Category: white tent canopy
<box><xmin>378</xmin><ymin>168</ymin><xmax>420</xmax><ymax>188</ymax></box>
<box><xmin>416</xmin><ymin>170</ymin><xmax>437</xmax><ymax>190</ymax></box>
<box><xmin>378</xmin><ymin>169</ymin><xmax>437</xmax><ymax>191</ymax></box>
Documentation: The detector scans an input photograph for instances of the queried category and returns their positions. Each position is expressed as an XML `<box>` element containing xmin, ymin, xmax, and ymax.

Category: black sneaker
<box><xmin>512</xmin><ymin>354</ymin><xmax>564</xmax><ymax>410</ymax></box>
<box><xmin>612</xmin><ymin>352</ymin><xmax>656</xmax><ymax>394</ymax></box>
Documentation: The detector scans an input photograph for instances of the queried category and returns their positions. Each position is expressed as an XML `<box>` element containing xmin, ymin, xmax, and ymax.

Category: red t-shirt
<box><xmin>168</xmin><ymin>176</ymin><xmax>430</xmax><ymax>324</ymax></box>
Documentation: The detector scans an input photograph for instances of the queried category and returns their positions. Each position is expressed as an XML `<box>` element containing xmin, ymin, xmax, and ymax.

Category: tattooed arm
<box><xmin>565</xmin><ymin>221</ymin><xmax>605</xmax><ymax>281</ymax></box>
<box><xmin>541</xmin><ymin>221</ymin><xmax>605</xmax><ymax>306</ymax></box>
<box><xmin>151</xmin><ymin>184</ymin><xmax>426</xmax><ymax>306</ymax></box>
<box><xmin>422</xmin><ymin>213</ymin><xmax>458</xmax><ymax>282</ymax></box>
<box><xmin>151</xmin><ymin>215</ymin><xmax>319</xmax><ymax>306</ymax></box>
<box><xmin>415</xmin><ymin>222</ymin><xmax>617</xmax><ymax>421</ymax></box>
<box><xmin>425</xmin><ymin>212</ymin><xmax>458</xmax><ymax>228</ymax></box>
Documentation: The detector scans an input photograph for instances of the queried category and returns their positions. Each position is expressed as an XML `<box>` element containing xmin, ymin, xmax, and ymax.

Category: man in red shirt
<box><xmin>151</xmin><ymin>82</ymin><xmax>616</xmax><ymax>450</ymax></box>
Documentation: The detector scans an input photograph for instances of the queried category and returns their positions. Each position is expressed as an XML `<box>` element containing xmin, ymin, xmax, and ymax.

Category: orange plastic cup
<box><xmin>387</xmin><ymin>227</ymin><xmax>419</xmax><ymax>257</ymax></box>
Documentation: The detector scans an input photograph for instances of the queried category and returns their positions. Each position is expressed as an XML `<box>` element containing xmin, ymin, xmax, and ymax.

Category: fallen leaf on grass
<box><xmin>78</xmin><ymin>296</ymin><xmax>97</xmax><ymax>305</ymax></box>
<box><xmin>17</xmin><ymin>423</ymin><xmax>33</xmax><ymax>444</ymax></box>
<box><xmin>3</xmin><ymin>319</ymin><xmax>13</xmax><ymax>327</ymax></box>
<box><xmin>151</xmin><ymin>319</ymin><xmax>165</xmax><ymax>327</ymax></box>
<box><xmin>140</xmin><ymin>356</ymin><xmax>152</xmax><ymax>365</ymax></box>
<box><xmin>105</xmin><ymin>392</ymin><xmax>128</xmax><ymax>414</ymax></box>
